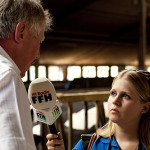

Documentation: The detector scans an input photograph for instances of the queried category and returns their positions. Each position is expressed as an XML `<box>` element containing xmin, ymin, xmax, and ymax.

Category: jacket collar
<box><xmin>100</xmin><ymin>135</ymin><xmax>119</xmax><ymax>147</ymax></box>
<box><xmin>100</xmin><ymin>135</ymin><xmax>146</xmax><ymax>149</ymax></box>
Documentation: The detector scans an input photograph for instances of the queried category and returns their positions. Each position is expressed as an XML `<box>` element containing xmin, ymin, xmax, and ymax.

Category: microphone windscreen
<box><xmin>28</xmin><ymin>77</ymin><xmax>57</xmax><ymax>110</ymax></box>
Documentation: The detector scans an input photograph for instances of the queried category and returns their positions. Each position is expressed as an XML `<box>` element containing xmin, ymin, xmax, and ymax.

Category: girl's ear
<box><xmin>141</xmin><ymin>102</ymin><xmax>150</xmax><ymax>114</ymax></box>
<box><xmin>14</xmin><ymin>22</ymin><xmax>26</xmax><ymax>43</ymax></box>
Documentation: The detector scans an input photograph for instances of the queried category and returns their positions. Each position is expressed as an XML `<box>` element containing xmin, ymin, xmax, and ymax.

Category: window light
<box><xmin>29</xmin><ymin>65</ymin><xmax>36</xmax><ymax>81</ymax></box>
<box><xmin>22</xmin><ymin>71</ymin><xmax>28</xmax><ymax>82</ymax></box>
<box><xmin>97</xmin><ymin>66</ymin><xmax>109</xmax><ymax>78</ymax></box>
<box><xmin>67</xmin><ymin>66</ymin><xmax>81</xmax><ymax>81</ymax></box>
<box><xmin>82</xmin><ymin>66</ymin><xmax>96</xmax><ymax>78</ymax></box>
<box><xmin>38</xmin><ymin>65</ymin><xmax>46</xmax><ymax>78</ymax></box>
<box><xmin>48</xmin><ymin>66</ymin><xmax>63</xmax><ymax>81</ymax></box>
<box><xmin>110</xmin><ymin>66</ymin><xmax>118</xmax><ymax>77</ymax></box>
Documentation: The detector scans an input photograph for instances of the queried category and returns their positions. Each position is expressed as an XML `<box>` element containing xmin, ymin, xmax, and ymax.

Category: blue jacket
<box><xmin>72</xmin><ymin>135</ymin><xmax>146</xmax><ymax>150</ymax></box>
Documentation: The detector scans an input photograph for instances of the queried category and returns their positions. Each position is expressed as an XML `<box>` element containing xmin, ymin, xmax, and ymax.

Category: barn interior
<box><xmin>24</xmin><ymin>0</ymin><xmax>150</xmax><ymax>150</ymax></box>
<box><xmin>40</xmin><ymin>0</ymin><xmax>150</xmax><ymax>68</ymax></box>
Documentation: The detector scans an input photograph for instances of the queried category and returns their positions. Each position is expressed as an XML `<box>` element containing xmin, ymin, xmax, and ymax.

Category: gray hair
<box><xmin>0</xmin><ymin>0</ymin><xmax>52</xmax><ymax>40</ymax></box>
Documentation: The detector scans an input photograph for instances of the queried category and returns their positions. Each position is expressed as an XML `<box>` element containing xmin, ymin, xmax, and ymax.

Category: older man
<box><xmin>0</xmin><ymin>0</ymin><xmax>52</xmax><ymax>149</ymax></box>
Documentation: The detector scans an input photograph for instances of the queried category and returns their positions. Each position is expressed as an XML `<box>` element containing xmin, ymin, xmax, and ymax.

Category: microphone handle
<box><xmin>48</xmin><ymin>123</ymin><xmax>57</xmax><ymax>134</ymax></box>
<box><xmin>48</xmin><ymin>123</ymin><xmax>59</xmax><ymax>140</ymax></box>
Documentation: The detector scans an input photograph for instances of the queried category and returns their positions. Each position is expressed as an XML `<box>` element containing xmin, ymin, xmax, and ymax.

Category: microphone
<box><xmin>28</xmin><ymin>77</ymin><xmax>62</xmax><ymax>134</ymax></box>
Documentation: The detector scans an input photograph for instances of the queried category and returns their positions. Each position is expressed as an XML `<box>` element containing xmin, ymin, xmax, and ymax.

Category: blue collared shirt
<box><xmin>72</xmin><ymin>135</ymin><xmax>146</xmax><ymax>150</ymax></box>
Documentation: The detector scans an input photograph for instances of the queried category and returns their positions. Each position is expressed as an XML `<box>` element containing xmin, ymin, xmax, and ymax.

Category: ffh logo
<box><xmin>31</xmin><ymin>90</ymin><xmax>52</xmax><ymax>104</ymax></box>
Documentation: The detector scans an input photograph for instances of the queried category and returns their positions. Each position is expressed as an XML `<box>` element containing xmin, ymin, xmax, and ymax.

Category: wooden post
<box><xmin>63</xmin><ymin>65</ymin><xmax>67</xmax><ymax>81</ymax></box>
<box><xmin>68</xmin><ymin>102</ymin><xmax>73</xmax><ymax>150</ymax></box>
<box><xmin>95</xmin><ymin>101</ymin><xmax>106</xmax><ymax>129</ymax></box>
<box><xmin>35</xmin><ymin>59</ymin><xmax>39</xmax><ymax>78</ymax></box>
<box><xmin>95</xmin><ymin>101</ymin><xmax>99</xmax><ymax>129</ymax></box>
<box><xmin>41</xmin><ymin>124</ymin><xmax>49</xmax><ymax>150</ymax></box>
<box><xmin>46</xmin><ymin>65</ymin><xmax>48</xmax><ymax>78</ymax></box>
<box><xmin>138</xmin><ymin>0</ymin><xmax>147</xmax><ymax>70</ymax></box>
<box><xmin>84</xmin><ymin>101</ymin><xmax>88</xmax><ymax>130</ymax></box>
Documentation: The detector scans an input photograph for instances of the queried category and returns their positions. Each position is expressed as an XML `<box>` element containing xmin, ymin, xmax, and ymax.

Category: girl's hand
<box><xmin>46</xmin><ymin>132</ymin><xmax>65</xmax><ymax>150</ymax></box>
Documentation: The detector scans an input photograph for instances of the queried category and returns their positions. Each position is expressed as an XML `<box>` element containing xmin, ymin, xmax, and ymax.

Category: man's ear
<box><xmin>14</xmin><ymin>22</ymin><xmax>26</xmax><ymax>43</ymax></box>
<box><xmin>141</xmin><ymin>102</ymin><xmax>150</xmax><ymax>114</ymax></box>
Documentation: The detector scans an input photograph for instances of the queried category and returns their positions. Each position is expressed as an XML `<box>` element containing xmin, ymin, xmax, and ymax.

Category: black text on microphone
<box><xmin>31</xmin><ymin>91</ymin><xmax>52</xmax><ymax>104</ymax></box>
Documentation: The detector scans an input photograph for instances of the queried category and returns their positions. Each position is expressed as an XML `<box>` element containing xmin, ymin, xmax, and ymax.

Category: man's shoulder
<box><xmin>0</xmin><ymin>54</ymin><xmax>12</xmax><ymax>71</ymax></box>
<box><xmin>0</xmin><ymin>65</ymin><xmax>15</xmax><ymax>77</ymax></box>
<box><xmin>0</xmin><ymin>65</ymin><xmax>19</xmax><ymax>87</ymax></box>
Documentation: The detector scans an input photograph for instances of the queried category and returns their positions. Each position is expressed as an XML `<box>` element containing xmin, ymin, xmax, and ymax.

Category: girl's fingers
<box><xmin>46</xmin><ymin>133</ymin><xmax>65</xmax><ymax>150</ymax></box>
<box><xmin>46</xmin><ymin>134</ymin><xmax>58</xmax><ymax>140</ymax></box>
<box><xmin>46</xmin><ymin>139</ymin><xmax>64</xmax><ymax>146</ymax></box>
<box><xmin>58</xmin><ymin>132</ymin><xmax>63</xmax><ymax>140</ymax></box>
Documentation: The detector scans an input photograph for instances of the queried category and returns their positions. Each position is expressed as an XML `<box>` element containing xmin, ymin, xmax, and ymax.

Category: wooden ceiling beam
<box><xmin>52</xmin><ymin>0</ymin><xmax>95</xmax><ymax>22</ymax></box>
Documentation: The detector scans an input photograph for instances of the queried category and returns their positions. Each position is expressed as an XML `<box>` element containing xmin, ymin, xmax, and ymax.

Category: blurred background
<box><xmin>24</xmin><ymin>0</ymin><xmax>150</xmax><ymax>149</ymax></box>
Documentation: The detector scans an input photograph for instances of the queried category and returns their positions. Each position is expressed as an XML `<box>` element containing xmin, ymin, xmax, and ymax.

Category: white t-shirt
<box><xmin>0</xmin><ymin>46</ymin><xmax>36</xmax><ymax>150</ymax></box>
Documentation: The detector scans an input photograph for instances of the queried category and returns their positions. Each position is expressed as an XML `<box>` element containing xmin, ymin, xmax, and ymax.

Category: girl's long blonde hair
<box><xmin>97</xmin><ymin>70</ymin><xmax>150</xmax><ymax>149</ymax></box>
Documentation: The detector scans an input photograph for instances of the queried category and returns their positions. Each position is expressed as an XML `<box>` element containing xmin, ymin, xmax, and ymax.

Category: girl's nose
<box><xmin>112</xmin><ymin>96</ymin><xmax>121</xmax><ymax>106</ymax></box>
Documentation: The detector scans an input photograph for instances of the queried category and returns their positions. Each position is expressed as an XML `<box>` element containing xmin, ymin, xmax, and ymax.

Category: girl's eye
<box><xmin>123</xmin><ymin>94</ymin><xmax>130</xmax><ymax>99</ymax></box>
<box><xmin>111</xmin><ymin>91</ymin><xmax>116</xmax><ymax>96</ymax></box>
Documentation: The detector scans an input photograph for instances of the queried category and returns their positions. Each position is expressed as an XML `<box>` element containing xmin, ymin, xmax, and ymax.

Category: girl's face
<box><xmin>108</xmin><ymin>77</ymin><xmax>144</xmax><ymax>126</ymax></box>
